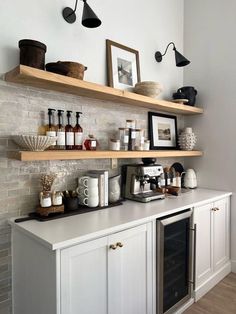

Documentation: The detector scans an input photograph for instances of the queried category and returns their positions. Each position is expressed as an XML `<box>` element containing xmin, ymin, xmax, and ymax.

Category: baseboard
<box><xmin>175</xmin><ymin>298</ymin><xmax>194</xmax><ymax>314</ymax></box>
<box><xmin>194</xmin><ymin>262</ymin><xmax>231</xmax><ymax>301</ymax></box>
<box><xmin>231</xmin><ymin>260</ymin><xmax>236</xmax><ymax>273</ymax></box>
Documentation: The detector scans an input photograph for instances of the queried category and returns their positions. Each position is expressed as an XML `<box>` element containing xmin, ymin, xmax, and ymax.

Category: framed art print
<box><xmin>106</xmin><ymin>39</ymin><xmax>141</xmax><ymax>90</ymax></box>
<box><xmin>148</xmin><ymin>112</ymin><xmax>178</xmax><ymax>149</ymax></box>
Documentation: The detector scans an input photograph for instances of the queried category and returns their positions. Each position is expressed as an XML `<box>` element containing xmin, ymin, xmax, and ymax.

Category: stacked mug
<box><xmin>76</xmin><ymin>176</ymin><xmax>99</xmax><ymax>208</ymax></box>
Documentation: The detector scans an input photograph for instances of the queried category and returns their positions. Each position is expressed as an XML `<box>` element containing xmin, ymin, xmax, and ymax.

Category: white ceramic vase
<box><xmin>178</xmin><ymin>127</ymin><xmax>197</xmax><ymax>151</ymax></box>
<box><xmin>108</xmin><ymin>175</ymin><xmax>121</xmax><ymax>203</ymax></box>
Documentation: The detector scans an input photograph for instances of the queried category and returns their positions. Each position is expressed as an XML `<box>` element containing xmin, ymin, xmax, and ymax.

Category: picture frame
<box><xmin>106</xmin><ymin>39</ymin><xmax>141</xmax><ymax>90</ymax></box>
<box><xmin>148</xmin><ymin>112</ymin><xmax>178</xmax><ymax>150</ymax></box>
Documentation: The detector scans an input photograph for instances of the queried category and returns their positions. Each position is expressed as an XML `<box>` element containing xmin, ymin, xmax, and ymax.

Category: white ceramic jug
<box><xmin>183</xmin><ymin>169</ymin><xmax>197</xmax><ymax>189</ymax></box>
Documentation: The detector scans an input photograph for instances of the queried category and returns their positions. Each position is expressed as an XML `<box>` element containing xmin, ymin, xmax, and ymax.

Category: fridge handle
<box><xmin>189</xmin><ymin>224</ymin><xmax>197</xmax><ymax>290</ymax></box>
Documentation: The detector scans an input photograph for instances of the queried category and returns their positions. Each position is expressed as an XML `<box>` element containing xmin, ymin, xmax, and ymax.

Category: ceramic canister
<box><xmin>178</xmin><ymin>127</ymin><xmax>197</xmax><ymax>151</ymax></box>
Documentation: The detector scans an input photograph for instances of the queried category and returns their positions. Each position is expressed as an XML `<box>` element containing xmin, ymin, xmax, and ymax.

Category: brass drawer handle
<box><xmin>215</xmin><ymin>207</ymin><xmax>220</xmax><ymax>211</ymax></box>
<box><xmin>116</xmin><ymin>242</ymin><xmax>124</xmax><ymax>248</ymax></box>
<box><xmin>109</xmin><ymin>244</ymin><xmax>117</xmax><ymax>250</ymax></box>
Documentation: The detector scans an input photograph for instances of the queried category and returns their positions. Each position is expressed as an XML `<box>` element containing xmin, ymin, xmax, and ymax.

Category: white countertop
<box><xmin>9</xmin><ymin>188</ymin><xmax>232</xmax><ymax>250</ymax></box>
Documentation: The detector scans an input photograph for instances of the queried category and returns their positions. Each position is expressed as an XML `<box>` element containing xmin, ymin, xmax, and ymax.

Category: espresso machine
<box><xmin>122</xmin><ymin>161</ymin><xmax>165</xmax><ymax>203</ymax></box>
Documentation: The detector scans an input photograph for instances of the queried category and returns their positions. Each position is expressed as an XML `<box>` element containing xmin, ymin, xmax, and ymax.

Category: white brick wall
<box><xmin>0</xmin><ymin>79</ymin><xmax>185</xmax><ymax>313</ymax></box>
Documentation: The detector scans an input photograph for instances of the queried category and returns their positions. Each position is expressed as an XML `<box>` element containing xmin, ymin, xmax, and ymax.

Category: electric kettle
<box><xmin>183</xmin><ymin>169</ymin><xmax>197</xmax><ymax>189</ymax></box>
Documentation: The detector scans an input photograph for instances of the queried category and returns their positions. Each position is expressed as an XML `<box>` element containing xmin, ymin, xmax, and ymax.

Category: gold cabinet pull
<box><xmin>215</xmin><ymin>207</ymin><xmax>220</xmax><ymax>211</ymax></box>
<box><xmin>109</xmin><ymin>244</ymin><xmax>117</xmax><ymax>250</ymax></box>
<box><xmin>212</xmin><ymin>207</ymin><xmax>217</xmax><ymax>211</ymax></box>
<box><xmin>116</xmin><ymin>242</ymin><xmax>124</xmax><ymax>248</ymax></box>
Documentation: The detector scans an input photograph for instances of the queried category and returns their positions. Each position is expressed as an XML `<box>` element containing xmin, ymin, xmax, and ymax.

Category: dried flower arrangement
<box><xmin>40</xmin><ymin>173</ymin><xmax>57</xmax><ymax>191</ymax></box>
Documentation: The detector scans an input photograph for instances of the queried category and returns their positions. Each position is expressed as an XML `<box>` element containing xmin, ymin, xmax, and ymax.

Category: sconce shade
<box><xmin>82</xmin><ymin>1</ymin><xmax>102</xmax><ymax>28</ymax></box>
<box><xmin>174</xmin><ymin>49</ymin><xmax>190</xmax><ymax>67</ymax></box>
<box><xmin>155</xmin><ymin>42</ymin><xmax>190</xmax><ymax>67</ymax></box>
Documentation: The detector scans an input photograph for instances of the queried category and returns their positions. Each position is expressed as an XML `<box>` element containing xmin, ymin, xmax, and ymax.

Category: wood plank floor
<box><xmin>184</xmin><ymin>273</ymin><xmax>236</xmax><ymax>314</ymax></box>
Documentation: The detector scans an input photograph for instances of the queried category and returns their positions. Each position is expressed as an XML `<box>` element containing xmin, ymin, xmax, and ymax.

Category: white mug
<box><xmin>82</xmin><ymin>196</ymin><xmax>99</xmax><ymax>208</ymax></box>
<box><xmin>78</xmin><ymin>176</ymin><xmax>98</xmax><ymax>189</ymax></box>
<box><xmin>78</xmin><ymin>176</ymin><xmax>89</xmax><ymax>187</ymax></box>
<box><xmin>76</xmin><ymin>186</ymin><xmax>88</xmax><ymax>196</ymax></box>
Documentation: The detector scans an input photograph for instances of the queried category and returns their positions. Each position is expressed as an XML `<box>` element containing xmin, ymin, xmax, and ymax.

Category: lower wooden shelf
<box><xmin>8</xmin><ymin>150</ymin><xmax>203</xmax><ymax>161</ymax></box>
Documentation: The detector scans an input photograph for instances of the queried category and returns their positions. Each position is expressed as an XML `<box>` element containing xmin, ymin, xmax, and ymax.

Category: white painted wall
<box><xmin>0</xmin><ymin>0</ymin><xmax>184</xmax><ymax>98</ymax></box>
<box><xmin>184</xmin><ymin>0</ymin><xmax>236</xmax><ymax>271</ymax></box>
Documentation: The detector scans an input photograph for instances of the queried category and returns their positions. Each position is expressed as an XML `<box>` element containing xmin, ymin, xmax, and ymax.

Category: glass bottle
<box><xmin>65</xmin><ymin>111</ymin><xmax>74</xmax><ymax>150</ymax></box>
<box><xmin>46</xmin><ymin>108</ymin><xmax>56</xmax><ymax>149</ymax></box>
<box><xmin>74</xmin><ymin>112</ymin><xmax>83</xmax><ymax>150</ymax></box>
<box><xmin>84</xmin><ymin>134</ymin><xmax>97</xmax><ymax>151</ymax></box>
<box><xmin>56</xmin><ymin>110</ymin><xmax>66</xmax><ymax>150</ymax></box>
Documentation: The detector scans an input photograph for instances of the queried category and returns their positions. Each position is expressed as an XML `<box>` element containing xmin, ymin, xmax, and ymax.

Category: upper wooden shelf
<box><xmin>8</xmin><ymin>150</ymin><xmax>203</xmax><ymax>161</ymax></box>
<box><xmin>5</xmin><ymin>65</ymin><xmax>203</xmax><ymax>115</ymax></box>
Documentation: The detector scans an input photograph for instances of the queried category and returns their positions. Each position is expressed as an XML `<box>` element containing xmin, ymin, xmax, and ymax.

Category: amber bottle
<box><xmin>65</xmin><ymin>111</ymin><xmax>74</xmax><ymax>150</ymax></box>
<box><xmin>74</xmin><ymin>112</ymin><xmax>83</xmax><ymax>150</ymax></box>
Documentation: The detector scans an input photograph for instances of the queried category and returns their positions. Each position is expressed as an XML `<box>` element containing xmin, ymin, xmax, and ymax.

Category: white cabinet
<box><xmin>61</xmin><ymin>236</ymin><xmax>108</xmax><ymax>314</ymax></box>
<box><xmin>213</xmin><ymin>198</ymin><xmax>230</xmax><ymax>271</ymax></box>
<box><xmin>194</xmin><ymin>202</ymin><xmax>214</xmax><ymax>287</ymax></box>
<box><xmin>60</xmin><ymin>223</ymin><xmax>153</xmax><ymax>314</ymax></box>
<box><xmin>194</xmin><ymin>196</ymin><xmax>230</xmax><ymax>300</ymax></box>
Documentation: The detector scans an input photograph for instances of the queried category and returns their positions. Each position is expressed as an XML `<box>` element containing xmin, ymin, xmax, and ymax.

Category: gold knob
<box><xmin>109</xmin><ymin>244</ymin><xmax>117</xmax><ymax>250</ymax></box>
<box><xmin>212</xmin><ymin>208</ymin><xmax>217</xmax><ymax>211</ymax></box>
<box><xmin>116</xmin><ymin>242</ymin><xmax>124</xmax><ymax>248</ymax></box>
<box><xmin>216</xmin><ymin>207</ymin><xmax>220</xmax><ymax>211</ymax></box>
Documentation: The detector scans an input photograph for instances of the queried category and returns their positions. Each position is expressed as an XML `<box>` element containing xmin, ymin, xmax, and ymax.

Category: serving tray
<box><xmin>15</xmin><ymin>201</ymin><xmax>123</xmax><ymax>223</ymax></box>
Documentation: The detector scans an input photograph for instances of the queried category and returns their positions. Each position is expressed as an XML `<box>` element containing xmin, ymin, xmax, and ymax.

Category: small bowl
<box><xmin>12</xmin><ymin>135</ymin><xmax>57</xmax><ymax>151</ymax></box>
<box><xmin>134</xmin><ymin>81</ymin><xmax>163</xmax><ymax>98</ymax></box>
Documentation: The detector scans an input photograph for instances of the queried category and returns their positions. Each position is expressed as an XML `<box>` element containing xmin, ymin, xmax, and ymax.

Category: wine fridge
<box><xmin>156</xmin><ymin>209</ymin><xmax>196</xmax><ymax>314</ymax></box>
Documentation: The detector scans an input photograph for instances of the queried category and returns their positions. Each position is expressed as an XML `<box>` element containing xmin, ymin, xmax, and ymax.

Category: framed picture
<box><xmin>106</xmin><ymin>39</ymin><xmax>141</xmax><ymax>90</ymax></box>
<box><xmin>148</xmin><ymin>112</ymin><xmax>178</xmax><ymax>150</ymax></box>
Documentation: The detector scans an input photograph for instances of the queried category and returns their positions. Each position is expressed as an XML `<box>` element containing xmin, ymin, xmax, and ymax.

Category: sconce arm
<box><xmin>161</xmin><ymin>42</ymin><xmax>176</xmax><ymax>57</ymax></box>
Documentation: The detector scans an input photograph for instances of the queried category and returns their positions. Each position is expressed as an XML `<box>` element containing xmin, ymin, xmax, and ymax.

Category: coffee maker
<box><xmin>122</xmin><ymin>160</ymin><xmax>165</xmax><ymax>203</ymax></box>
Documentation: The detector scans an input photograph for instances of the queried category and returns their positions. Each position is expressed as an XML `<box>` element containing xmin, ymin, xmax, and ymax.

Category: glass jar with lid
<box><xmin>126</xmin><ymin>119</ymin><xmax>136</xmax><ymax>129</ymax></box>
<box><xmin>39</xmin><ymin>191</ymin><xmax>52</xmax><ymax>208</ymax></box>
<box><xmin>119</xmin><ymin>128</ymin><xmax>129</xmax><ymax>150</ymax></box>
<box><xmin>109</xmin><ymin>139</ymin><xmax>120</xmax><ymax>151</ymax></box>
<box><xmin>134</xmin><ymin>129</ymin><xmax>145</xmax><ymax>150</ymax></box>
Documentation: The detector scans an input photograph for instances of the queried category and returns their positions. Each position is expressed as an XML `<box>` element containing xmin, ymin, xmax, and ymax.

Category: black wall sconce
<box><xmin>62</xmin><ymin>0</ymin><xmax>102</xmax><ymax>28</ymax></box>
<box><xmin>155</xmin><ymin>42</ymin><xmax>190</xmax><ymax>67</ymax></box>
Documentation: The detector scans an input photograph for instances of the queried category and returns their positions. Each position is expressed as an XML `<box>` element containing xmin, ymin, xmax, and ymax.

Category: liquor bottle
<box><xmin>56</xmin><ymin>110</ymin><xmax>66</xmax><ymax>150</ymax></box>
<box><xmin>65</xmin><ymin>111</ymin><xmax>74</xmax><ymax>150</ymax></box>
<box><xmin>74</xmin><ymin>112</ymin><xmax>83</xmax><ymax>150</ymax></box>
<box><xmin>46</xmin><ymin>108</ymin><xmax>56</xmax><ymax>149</ymax></box>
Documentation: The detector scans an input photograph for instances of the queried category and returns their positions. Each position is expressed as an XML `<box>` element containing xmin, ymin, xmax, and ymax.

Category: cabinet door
<box><xmin>194</xmin><ymin>203</ymin><xmax>214</xmax><ymax>288</ymax></box>
<box><xmin>61</xmin><ymin>236</ymin><xmax>108</xmax><ymax>314</ymax></box>
<box><xmin>213</xmin><ymin>197</ymin><xmax>230</xmax><ymax>271</ymax></box>
<box><xmin>108</xmin><ymin>223</ymin><xmax>153</xmax><ymax>314</ymax></box>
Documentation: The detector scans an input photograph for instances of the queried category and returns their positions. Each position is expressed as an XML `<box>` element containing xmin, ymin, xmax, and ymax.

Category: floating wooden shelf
<box><xmin>8</xmin><ymin>150</ymin><xmax>203</xmax><ymax>161</ymax></box>
<box><xmin>5</xmin><ymin>65</ymin><xmax>203</xmax><ymax>115</ymax></box>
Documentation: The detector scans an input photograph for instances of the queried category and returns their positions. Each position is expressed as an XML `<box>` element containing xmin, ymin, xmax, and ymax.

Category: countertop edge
<box><xmin>9</xmin><ymin>190</ymin><xmax>232</xmax><ymax>250</ymax></box>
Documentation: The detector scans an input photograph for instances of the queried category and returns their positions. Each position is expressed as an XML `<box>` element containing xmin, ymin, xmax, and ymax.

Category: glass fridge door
<box><xmin>157</xmin><ymin>210</ymin><xmax>193</xmax><ymax>314</ymax></box>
